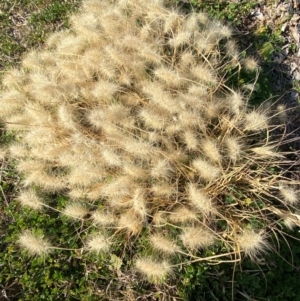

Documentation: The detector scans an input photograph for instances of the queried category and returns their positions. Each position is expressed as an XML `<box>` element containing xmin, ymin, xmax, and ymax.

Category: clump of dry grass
<box><xmin>1</xmin><ymin>0</ymin><xmax>299</xmax><ymax>286</ymax></box>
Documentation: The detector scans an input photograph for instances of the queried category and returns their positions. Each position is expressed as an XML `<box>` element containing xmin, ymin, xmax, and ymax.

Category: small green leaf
<box><xmin>259</xmin><ymin>42</ymin><xmax>274</xmax><ymax>60</ymax></box>
<box><xmin>109</xmin><ymin>254</ymin><xmax>122</xmax><ymax>271</ymax></box>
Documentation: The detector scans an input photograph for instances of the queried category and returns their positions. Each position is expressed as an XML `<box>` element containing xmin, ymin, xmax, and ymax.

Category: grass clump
<box><xmin>0</xmin><ymin>0</ymin><xmax>300</xmax><ymax>299</ymax></box>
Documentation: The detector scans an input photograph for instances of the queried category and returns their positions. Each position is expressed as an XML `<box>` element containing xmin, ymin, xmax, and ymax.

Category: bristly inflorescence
<box><xmin>1</xmin><ymin>0</ymin><xmax>299</xmax><ymax>284</ymax></box>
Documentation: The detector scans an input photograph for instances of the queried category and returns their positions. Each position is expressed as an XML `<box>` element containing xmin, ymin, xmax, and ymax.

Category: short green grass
<box><xmin>1</xmin><ymin>1</ymin><xmax>300</xmax><ymax>300</ymax></box>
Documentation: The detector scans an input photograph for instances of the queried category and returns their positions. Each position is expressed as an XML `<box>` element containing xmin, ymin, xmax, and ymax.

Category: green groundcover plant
<box><xmin>0</xmin><ymin>0</ymin><xmax>300</xmax><ymax>299</ymax></box>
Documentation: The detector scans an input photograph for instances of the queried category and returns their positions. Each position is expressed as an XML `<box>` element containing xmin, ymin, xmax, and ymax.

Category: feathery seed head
<box><xmin>18</xmin><ymin>230</ymin><xmax>51</xmax><ymax>256</ymax></box>
<box><xmin>86</xmin><ymin>234</ymin><xmax>110</xmax><ymax>253</ymax></box>
<box><xmin>4</xmin><ymin>114</ymin><xmax>32</xmax><ymax>131</ymax></box>
<box><xmin>87</xmin><ymin>108</ymin><xmax>106</xmax><ymax>129</ymax></box>
<box><xmin>152</xmin><ymin>211</ymin><xmax>167</xmax><ymax>226</ymax></box>
<box><xmin>119</xmin><ymin>35</ymin><xmax>144</xmax><ymax>51</ymax></box>
<box><xmin>191</xmin><ymin>65</ymin><xmax>217</xmax><ymax>86</ymax></box>
<box><xmin>106</xmin><ymin>104</ymin><xmax>131</xmax><ymax>127</ymax></box>
<box><xmin>139</xmin><ymin>107</ymin><xmax>167</xmax><ymax>130</ymax></box>
<box><xmin>187</xmin><ymin>183</ymin><xmax>214</xmax><ymax>214</ymax></box>
<box><xmin>56</xmin><ymin>34</ymin><xmax>86</xmax><ymax>54</ymax></box>
<box><xmin>63</xmin><ymin>202</ymin><xmax>89</xmax><ymax>219</ymax></box>
<box><xmin>57</xmin><ymin>104</ymin><xmax>77</xmax><ymax>131</ymax></box>
<box><xmin>169</xmin><ymin>31</ymin><xmax>191</xmax><ymax>48</ymax></box>
<box><xmin>279</xmin><ymin>185</ymin><xmax>298</xmax><ymax>205</ymax></box>
<box><xmin>46</xmin><ymin>31</ymin><xmax>65</xmax><ymax>48</ymax></box>
<box><xmin>21</xmin><ymin>169</ymin><xmax>67</xmax><ymax>192</ymax></box>
<box><xmin>196</xmin><ymin>12</ymin><xmax>209</xmax><ymax>24</ymax></box>
<box><xmin>228</xmin><ymin>91</ymin><xmax>244</xmax><ymax>115</ymax></box>
<box><xmin>101</xmin><ymin>148</ymin><xmax>122</xmax><ymax>167</ymax></box>
<box><xmin>91</xmin><ymin>80</ymin><xmax>120</xmax><ymax>102</ymax></box>
<box><xmin>192</xmin><ymin>158</ymin><xmax>221</xmax><ymax>182</ymax></box>
<box><xmin>99</xmin><ymin>11</ymin><xmax>125</xmax><ymax>37</ymax></box>
<box><xmin>142</xmin><ymin>82</ymin><xmax>178</xmax><ymax>113</ymax></box>
<box><xmin>107</xmin><ymin>197</ymin><xmax>132</xmax><ymax>209</ymax></box>
<box><xmin>183</xmin><ymin>130</ymin><xmax>198</xmax><ymax>150</ymax></box>
<box><xmin>122</xmin><ymin>138</ymin><xmax>154</xmax><ymax>159</ymax></box>
<box><xmin>244</xmin><ymin>111</ymin><xmax>268</xmax><ymax>132</ymax></box>
<box><xmin>184</xmin><ymin>13</ymin><xmax>199</xmax><ymax>31</ymax></box>
<box><xmin>118</xmin><ymin>210</ymin><xmax>143</xmax><ymax>235</ymax></box>
<box><xmin>132</xmin><ymin>188</ymin><xmax>147</xmax><ymax>219</ymax></box>
<box><xmin>67</xmin><ymin>165</ymin><xmax>101</xmax><ymax>187</ymax></box>
<box><xmin>0</xmin><ymin>148</ymin><xmax>7</xmax><ymax>160</ymax></box>
<box><xmin>187</xmin><ymin>84</ymin><xmax>208</xmax><ymax>97</ymax></box>
<box><xmin>105</xmin><ymin>45</ymin><xmax>128</xmax><ymax>67</ymax></box>
<box><xmin>218</xmin><ymin>24</ymin><xmax>232</xmax><ymax>39</ymax></box>
<box><xmin>201</xmin><ymin>138</ymin><xmax>221</xmax><ymax>163</ymax></box>
<box><xmin>151</xmin><ymin>159</ymin><xmax>173</xmax><ymax>179</ymax></box>
<box><xmin>0</xmin><ymin>90</ymin><xmax>24</xmax><ymax>117</ymax></box>
<box><xmin>91</xmin><ymin>210</ymin><xmax>115</xmax><ymax>226</ymax></box>
<box><xmin>282</xmin><ymin>214</ymin><xmax>299</xmax><ymax>230</ymax></box>
<box><xmin>22</xmin><ymin>50</ymin><xmax>42</xmax><ymax>71</ymax></box>
<box><xmin>151</xmin><ymin>183</ymin><xmax>176</xmax><ymax>198</ymax></box>
<box><xmin>9</xmin><ymin>143</ymin><xmax>30</xmax><ymax>159</ymax></box>
<box><xmin>204</xmin><ymin>100</ymin><xmax>225</xmax><ymax>120</ymax></box>
<box><xmin>251</xmin><ymin>145</ymin><xmax>282</xmax><ymax>158</ymax></box>
<box><xmin>17</xmin><ymin>159</ymin><xmax>45</xmax><ymax>174</ymax></box>
<box><xmin>102</xmin><ymin>177</ymin><xmax>133</xmax><ymax>198</ymax></box>
<box><xmin>97</xmin><ymin>57</ymin><xmax>117</xmax><ymax>79</ymax></box>
<box><xmin>118</xmin><ymin>70</ymin><xmax>133</xmax><ymax>86</ymax></box>
<box><xmin>70</xmin><ymin>10</ymin><xmax>101</xmax><ymax>41</ymax></box>
<box><xmin>180</xmin><ymin>227</ymin><xmax>215</xmax><ymax>250</ymax></box>
<box><xmin>122</xmin><ymin>163</ymin><xmax>147</xmax><ymax>180</ymax></box>
<box><xmin>225</xmin><ymin>40</ymin><xmax>239</xmax><ymax>60</ymax></box>
<box><xmin>165</xmin><ymin>123</ymin><xmax>182</xmax><ymax>135</ymax></box>
<box><xmin>163</xmin><ymin>10</ymin><xmax>181</xmax><ymax>33</ymax></box>
<box><xmin>135</xmin><ymin>258</ymin><xmax>172</xmax><ymax>283</ymax></box>
<box><xmin>154</xmin><ymin>67</ymin><xmax>182</xmax><ymax>87</ymax></box>
<box><xmin>150</xmin><ymin>233</ymin><xmax>180</xmax><ymax>254</ymax></box>
<box><xmin>139</xmin><ymin>47</ymin><xmax>162</xmax><ymax>65</ymax></box>
<box><xmin>17</xmin><ymin>189</ymin><xmax>44</xmax><ymax>210</ymax></box>
<box><xmin>237</xmin><ymin>230</ymin><xmax>270</xmax><ymax>261</ymax></box>
<box><xmin>179</xmin><ymin>51</ymin><xmax>196</xmax><ymax>67</ymax></box>
<box><xmin>68</xmin><ymin>187</ymin><xmax>87</xmax><ymax>200</ymax></box>
<box><xmin>82</xmin><ymin>0</ymin><xmax>109</xmax><ymax>12</ymax></box>
<box><xmin>276</xmin><ymin>104</ymin><xmax>288</xmax><ymax>123</ymax></box>
<box><xmin>224</xmin><ymin>137</ymin><xmax>242</xmax><ymax>162</ymax></box>
<box><xmin>178</xmin><ymin>109</ymin><xmax>205</xmax><ymax>130</ymax></box>
<box><xmin>242</xmin><ymin>57</ymin><xmax>258</xmax><ymax>71</ymax></box>
<box><xmin>169</xmin><ymin>206</ymin><xmax>198</xmax><ymax>224</ymax></box>
<box><xmin>1</xmin><ymin>68</ymin><xmax>25</xmax><ymax>89</ymax></box>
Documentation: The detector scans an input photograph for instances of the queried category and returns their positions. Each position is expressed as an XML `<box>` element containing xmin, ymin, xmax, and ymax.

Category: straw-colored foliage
<box><xmin>1</xmin><ymin>0</ymin><xmax>299</xmax><ymax>284</ymax></box>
